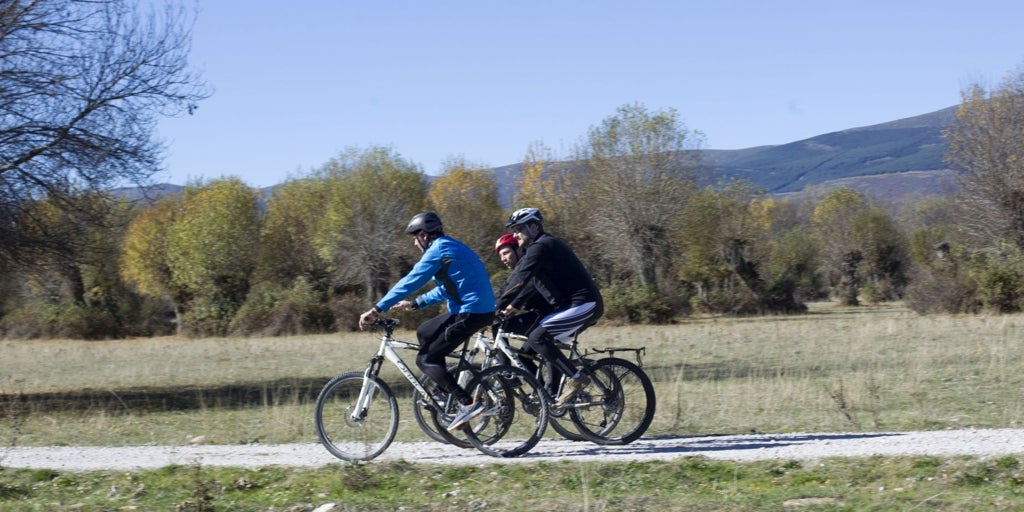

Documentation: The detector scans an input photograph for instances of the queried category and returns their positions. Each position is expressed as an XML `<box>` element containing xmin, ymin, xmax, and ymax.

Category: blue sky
<box><xmin>155</xmin><ymin>1</ymin><xmax>1024</xmax><ymax>188</ymax></box>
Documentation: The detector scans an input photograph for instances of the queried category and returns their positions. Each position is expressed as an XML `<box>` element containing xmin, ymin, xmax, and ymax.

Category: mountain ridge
<box><xmin>129</xmin><ymin>105</ymin><xmax>961</xmax><ymax>207</ymax></box>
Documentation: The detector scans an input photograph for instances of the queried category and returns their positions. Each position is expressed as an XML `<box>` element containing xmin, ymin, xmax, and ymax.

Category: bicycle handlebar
<box><xmin>368</xmin><ymin>316</ymin><xmax>400</xmax><ymax>335</ymax></box>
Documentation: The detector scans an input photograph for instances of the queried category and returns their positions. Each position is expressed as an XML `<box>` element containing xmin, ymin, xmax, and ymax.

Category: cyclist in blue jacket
<box><xmin>359</xmin><ymin>212</ymin><xmax>496</xmax><ymax>431</ymax></box>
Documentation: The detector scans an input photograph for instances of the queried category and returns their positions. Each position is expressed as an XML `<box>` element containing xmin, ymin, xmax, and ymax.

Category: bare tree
<box><xmin>314</xmin><ymin>147</ymin><xmax>428</xmax><ymax>302</ymax></box>
<box><xmin>577</xmin><ymin>103</ymin><xmax>705</xmax><ymax>291</ymax></box>
<box><xmin>946</xmin><ymin>65</ymin><xmax>1024</xmax><ymax>248</ymax></box>
<box><xmin>0</xmin><ymin>0</ymin><xmax>209</xmax><ymax>263</ymax></box>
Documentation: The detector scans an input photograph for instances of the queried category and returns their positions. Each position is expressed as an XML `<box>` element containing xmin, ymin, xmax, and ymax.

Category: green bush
<box><xmin>601</xmin><ymin>281</ymin><xmax>681</xmax><ymax>324</ymax></box>
<box><xmin>230</xmin><ymin>277</ymin><xmax>334</xmax><ymax>336</ymax></box>
<box><xmin>969</xmin><ymin>244</ymin><xmax>1024</xmax><ymax>313</ymax></box>
<box><xmin>0</xmin><ymin>301</ymin><xmax>120</xmax><ymax>339</ymax></box>
<box><xmin>689</xmin><ymin>282</ymin><xmax>761</xmax><ymax>316</ymax></box>
<box><xmin>179</xmin><ymin>296</ymin><xmax>235</xmax><ymax>337</ymax></box>
<box><xmin>904</xmin><ymin>242</ymin><xmax>980</xmax><ymax>314</ymax></box>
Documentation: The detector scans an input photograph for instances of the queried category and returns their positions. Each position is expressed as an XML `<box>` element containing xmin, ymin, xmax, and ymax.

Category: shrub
<box><xmin>0</xmin><ymin>301</ymin><xmax>121</xmax><ymax>339</ymax></box>
<box><xmin>230</xmin><ymin>277</ymin><xmax>334</xmax><ymax>336</ymax></box>
<box><xmin>601</xmin><ymin>281</ymin><xmax>682</xmax><ymax>324</ymax></box>
<box><xmin>903</xmin><ymin>241</ymin><xmax>981</xmax><ymax>314</ymax></box>
<box><xmin>969</xmin><ymin>244</ymin><xmax>1024</xmax><ymax>313</ymax></box>
<box><xmin>904</xmin><ymin>266</ymin><xmax>979</xmax><ymax>314</ymax></box>
<box><xmin>179</xmin><ymin>296</ymin><xmax>235</xmax><ymax>337</ymax></box>
<box><xmin>689</xmin><ymin>282</ymin><xmax>761</xmax><ymax>316</ymax></box>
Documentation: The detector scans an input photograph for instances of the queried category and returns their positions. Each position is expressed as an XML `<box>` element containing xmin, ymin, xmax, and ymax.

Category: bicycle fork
<box><xmin>351</xmin><ymin>357</ymin><xmax>384</xmax><ymax>422</ymax></box>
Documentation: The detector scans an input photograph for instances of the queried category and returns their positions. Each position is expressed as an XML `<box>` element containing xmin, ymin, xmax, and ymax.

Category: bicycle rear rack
<box><xmin>587</xmin><ymin>346</ymin><xmax>646</xmax><ymax>367</ymax></box>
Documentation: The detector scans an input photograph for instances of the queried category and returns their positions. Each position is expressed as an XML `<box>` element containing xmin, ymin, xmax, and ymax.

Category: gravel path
<box><xmin>5</xmin><ymin>428</ymin><xmax>1024</xmax><ymax>472</ymax></box>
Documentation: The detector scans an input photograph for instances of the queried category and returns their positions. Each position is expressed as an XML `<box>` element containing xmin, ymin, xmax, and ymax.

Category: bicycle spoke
<box><xmin>463</xmin><ymin>366</ymin><xmax>549</xmax><ymax>457</ymax></box>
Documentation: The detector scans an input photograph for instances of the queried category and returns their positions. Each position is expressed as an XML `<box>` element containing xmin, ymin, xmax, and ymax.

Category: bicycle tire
<box><xmin>314</xmin><ymin>371</ymin><xmax>399</xmax><ymax>461</ymax></box>
<box><xmin>500</xmin><ymin>346</ymin><xmax>589</xmax><ymax>442</ymax></box>
<box><xmin>412</xmin><ymin>363</ymin><xmax>474</xmax><ymax>447</ymax></box>
<box><xmin>461</xmin><ymin>365</ymin><xmax>549</xmax><ymax>458</ymax></box>
<box><xmin>413</xmin><ymin>374</ymin><xmax>489</xmax><ymax>446</ymax></box>
<box><xmin>533</xmin><ymin>361</ymin><xmax>590</xmax><ymax>442</ymax></box>
<box><xmin>570</xmin><ymin>357</ymin><xmax>656</xmax><ymax>445</ymax></box>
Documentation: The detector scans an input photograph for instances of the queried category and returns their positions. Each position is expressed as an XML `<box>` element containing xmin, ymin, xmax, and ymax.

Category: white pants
<box><xmin>540</xmin><ymin>302</ymin><xmax>599</xmax><ymax>342</ymax></box>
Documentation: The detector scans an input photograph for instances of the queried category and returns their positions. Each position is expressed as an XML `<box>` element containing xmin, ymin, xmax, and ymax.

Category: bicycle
<box><xmin>314</xmin><ymin>317</ymin><xmax>550</xmax><ymax>461</ymax></box>
<box><xmin>485</xmin><ymin>320</ymin><xmax>655</xmax><ymax>445</ymax></box>
<box><xmin>414</xmin><ymin>318</ymin><xmax>657</xmax><ymax>446</ymax></box>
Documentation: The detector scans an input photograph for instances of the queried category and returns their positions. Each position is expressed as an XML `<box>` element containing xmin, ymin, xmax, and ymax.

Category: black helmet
<box><xmin>505</xmin><ymin>207</ymin><xmax>543</xmax><ymax>228</ymax></box>
<box><xmin>405</xmin><ymin>212</ymin><xmax>443</xmax><ymax>234</ymax></box>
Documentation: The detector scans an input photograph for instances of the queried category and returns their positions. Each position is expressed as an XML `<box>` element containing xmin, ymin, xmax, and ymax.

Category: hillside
<box><xmin>703</xmin><ymin>106</ymin><xmax>957</xmax><ymax>195</ymax></box>
<box><xmin>488</xmin><ymin>106</ymin><xmax>959</xmax><ymax>206</ymax></box>
<box><xmin>127</xmin><ymin>106</ymin><xmax>961</xmax><ymax>207</ymax></box>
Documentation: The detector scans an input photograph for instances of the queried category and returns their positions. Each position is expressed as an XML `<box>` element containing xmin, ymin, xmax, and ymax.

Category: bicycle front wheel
<box><xmin>571</xmin><ymin>357</ymin><xmax>656</xmax><ymax>445</ymax></box>
<box><xmin>314</xmin><ymin>371</ymin><xmax>399</xmax><ymax>461</ymax></box>
<box><xmin>461</xmin><ymin>365</ymin><xmax>549</xmax><ymax>458</ymax></box>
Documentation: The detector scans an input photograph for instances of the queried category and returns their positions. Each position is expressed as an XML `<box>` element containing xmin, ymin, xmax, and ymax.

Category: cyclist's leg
<box><xmin>543</xmin><ymin>301</ymin><xmax>601</xmax><ymax>344</ymax></box>
<box><xmin>530</xmin><ymin>303</ymin><xmax>600</xmax><ymax>405</ymax></box>
<box><xmin>503</xmin><ymin>311</ymin><xmax>542</xmax><ymax>376</ymax></box>
<box><xmin>416</xmin><ymin>311</ymin><xmax>495</xmax><ymax>404</ymax></box>
<box><xmin>527</xmin><ymin>302</ymin><xmax>600</xmax><ymax>376</ymax></box>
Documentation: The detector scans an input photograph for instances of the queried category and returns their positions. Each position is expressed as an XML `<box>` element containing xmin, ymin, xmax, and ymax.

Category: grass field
<box><xmin>4</xmin><ymin>301</ymin><xmax>1023</xmax><ymax>446</ymax></box>
<box><xmin>4</xmin><ymin>302</ymin><xmax>1024</xmax><ymax>510</ymax></box>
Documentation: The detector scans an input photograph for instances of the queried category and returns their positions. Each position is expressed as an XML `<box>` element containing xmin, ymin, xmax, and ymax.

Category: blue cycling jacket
<box><xmin>375</xmin><ymin>236</ymin><xmax>496</xmax><ymax>315</ymax></box>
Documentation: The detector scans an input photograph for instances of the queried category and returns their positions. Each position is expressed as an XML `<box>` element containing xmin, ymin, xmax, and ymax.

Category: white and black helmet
<box><xmin>405</xmin><ymin>211</ymin><xmax>443</xmax><ymax>234</ymax></box>
<box><xmin>505</xmin><ymin>207</ymin><xmax>543</xmax><ymax>228</ymax></box>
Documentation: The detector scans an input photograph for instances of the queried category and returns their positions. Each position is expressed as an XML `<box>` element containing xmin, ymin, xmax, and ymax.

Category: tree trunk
<box><xmin>838</xmin><ymin>251</ymin><xmax>863</xmax><ymax>306</ymax></box>
<box><xmin>724</xmin><ymin>239</ymin><xmax>806</xmax><ymax>314</ymax></box>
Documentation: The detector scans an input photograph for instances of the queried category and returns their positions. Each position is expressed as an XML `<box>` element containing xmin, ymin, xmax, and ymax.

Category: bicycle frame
<box><xmin>353</xmin><ymin>322</ymin><xmax>440</xmax><ymax>421</ymax></box>
<box><xmin>475</xmin><ymin>325</ymin><xmax>647</xmax><ymax>403</ymax></box>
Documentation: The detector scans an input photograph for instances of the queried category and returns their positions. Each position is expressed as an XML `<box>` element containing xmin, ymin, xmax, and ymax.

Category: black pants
<box><xmin>416</xmin><ymin>311</ymin><xmax>495</xmax><ymax>404</ymax></box>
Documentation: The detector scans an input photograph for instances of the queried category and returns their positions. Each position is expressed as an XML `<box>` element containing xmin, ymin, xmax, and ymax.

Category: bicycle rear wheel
<box><xmin>461</xmin><ymin>365</ymin><xmax>549</xmax><ymax>458</ymax></box>
<box><xmin>570</xmin><ymin>357</ymin><xmax>656</xmax><ymax>445</ymax></box>
<box><xmin>314</xmin><ymin>371</ymin><xmax>399</xmax><ymax>461</ymax></box>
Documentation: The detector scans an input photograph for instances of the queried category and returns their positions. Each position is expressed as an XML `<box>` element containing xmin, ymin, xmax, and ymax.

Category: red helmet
<box><xmin>494</xmin><ymin>233</ymin><xmax>518</xmax><ymax>254</ymax></box>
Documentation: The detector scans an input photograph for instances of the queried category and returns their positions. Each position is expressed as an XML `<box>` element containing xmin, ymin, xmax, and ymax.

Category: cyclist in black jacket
<box><xmin>498</xmin><ymin>208</ymin><xmax>604</xmax><ymax>407</ymax></box>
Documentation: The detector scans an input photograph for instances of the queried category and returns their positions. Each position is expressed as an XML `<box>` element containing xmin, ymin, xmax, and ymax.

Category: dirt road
<box><xmin>4</xmin><ymin>428</ymin><xmax>1024</xmax><ymax>472</ymax></box>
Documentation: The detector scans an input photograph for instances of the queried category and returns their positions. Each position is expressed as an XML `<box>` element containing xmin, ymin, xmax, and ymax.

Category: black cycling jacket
<box><xmin>499</xmin><ymin>232</ymin><xmax>602</xmax><ymax>313</ymax></box>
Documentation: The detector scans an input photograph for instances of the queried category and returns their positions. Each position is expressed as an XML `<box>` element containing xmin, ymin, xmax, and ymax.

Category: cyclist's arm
<box><xmin>374</xmin><ymin>247</ymin><xmax>442</xmax><ymax>312</ymax></box>
<box><xmin>414</xmin><ymin>285</ymin><xmax>446</xmax><ymax>309</ymax></box>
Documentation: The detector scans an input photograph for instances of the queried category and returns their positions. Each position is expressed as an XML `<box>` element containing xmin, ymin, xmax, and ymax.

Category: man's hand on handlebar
<box><xmin>394</xmin><ymin>300</ymin><xmax>416</xmax><ymax>311</ymax></box>
<box><xmin>358</xmin><ymin>308</ymin><xmax>379</xmax><ymax>330</ymax></box>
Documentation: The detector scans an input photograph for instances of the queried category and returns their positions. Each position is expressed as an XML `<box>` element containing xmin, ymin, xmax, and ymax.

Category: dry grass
<box><xmin>5</xmin><ymin>301</ymin><xmax>1024</xmax><ymax>446</ymax></box>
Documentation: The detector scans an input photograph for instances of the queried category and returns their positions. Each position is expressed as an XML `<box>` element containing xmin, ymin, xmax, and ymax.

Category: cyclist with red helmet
<box><xmin>493</xmin><ymin>232</ymin><xmax>551</xmax><ymax>334</ymax></box>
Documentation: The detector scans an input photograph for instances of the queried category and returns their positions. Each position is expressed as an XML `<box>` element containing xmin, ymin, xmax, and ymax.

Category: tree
<box><xmin>850</xmin><ymin>206</ymin><xmax>909</xmax><ymax>301</ymax></box>
<box><xmin>314</xmin><ymin>147</ymin><xmax>427</xmax><ymax>302</ymax></box>
<box><xmin>809</xmin><ymin>188</ymin><xmax>908</xmax><ymax>305</ymax></box>
<box><xmin>256</xmin><ymin>177</ymin><xmax>332</xmax><ymax>288</ymax></box>
<box><xmin>513</xmin><ymin>142</ymin><xmax>579</xmax><ymax>237</ymax></box>
<box><xmin>811</xmin><ymin>188</ymin><xmax>870</xmax><ymax>305</ymax></box>
<box><xmin>577</xmin><ymin>103</ymin><xmax>705</xmax><ymax>292</ymax></box>
<box><xmin>0</xmin><ymin>0</ymin><xmax>208</xmax><ymax>265</ymax></box>
<box><xmin>946</xmin><ymin>64</ymin><xmax>1024</xmax><ymax>249</ymax></box>
<box><xmin>164</xmin><ymin>178</ymin><xmax>261</xmax><ymax>335</ymax></box>
<box><xmin>0</xmin><ymin>191</ymin><xmax>159</xmax><ymax>338</ymax></box>
<box><xmin>121</xmin><ymin>196</ymin><xmax>180</xmax><ymax>306</ymax></box>
<box><xmin>426</xmin><ymin>157</ymin><xmax>504</xmax><ymax>263</ymax></box>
